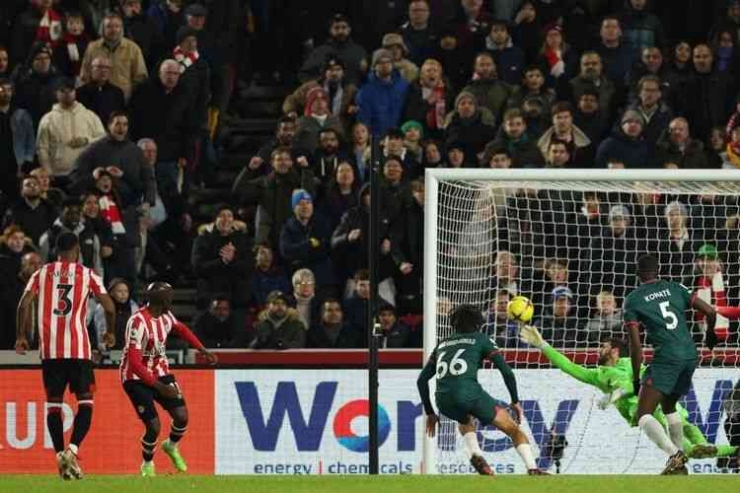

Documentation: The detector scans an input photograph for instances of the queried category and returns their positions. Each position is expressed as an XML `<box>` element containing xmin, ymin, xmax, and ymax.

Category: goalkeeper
<box><xmin>519</xmin><ymin>325</ymin><xmax>737</xmax><ymax>459</ymax></box>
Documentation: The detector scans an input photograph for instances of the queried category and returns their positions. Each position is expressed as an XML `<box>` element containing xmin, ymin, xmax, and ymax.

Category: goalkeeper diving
<box><xmin>519</xmin><ymin>325</ymin><xmax>738</xmax><ymax>460</ymax></box>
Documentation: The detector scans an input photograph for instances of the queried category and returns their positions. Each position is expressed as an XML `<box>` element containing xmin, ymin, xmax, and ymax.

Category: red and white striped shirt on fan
<box><xmin>24</xmin><ymin>261</ymin><xmax>106</xmax><ymax>360</ymax></box>
<box><xmin>120</xmin><ymin>307</ymin><xmax>202</xmax><ymax>385</ymax></box>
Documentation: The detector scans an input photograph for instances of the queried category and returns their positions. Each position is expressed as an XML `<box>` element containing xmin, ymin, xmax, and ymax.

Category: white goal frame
<box><xmin>422</xmin><ymin>168</ymin><xmax>740</xmax><ymax>474</ymax></box>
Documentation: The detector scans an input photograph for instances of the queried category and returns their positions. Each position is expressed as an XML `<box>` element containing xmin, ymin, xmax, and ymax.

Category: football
<box><xmin>506</xmin><ymin>296</ymin><xmax>534</xmax><ymax>324</ymax></box>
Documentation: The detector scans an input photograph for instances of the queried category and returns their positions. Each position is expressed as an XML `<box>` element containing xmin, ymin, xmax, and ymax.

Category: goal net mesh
<box><xmin>429</xmin><ymin>176</ymin><xmax>740</xmax><ymax>474</ymax></box>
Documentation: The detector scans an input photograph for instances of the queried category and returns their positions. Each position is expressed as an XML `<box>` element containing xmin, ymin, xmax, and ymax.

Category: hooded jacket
<box><xmin>356</xmin><ymin>70</ymin><xmax>409</xmax><ymax>137</ymax></box>
<box><xmin>36</xmin><ymin>102</ymin><xmax>106</xmax><ymax>176</ymax></box>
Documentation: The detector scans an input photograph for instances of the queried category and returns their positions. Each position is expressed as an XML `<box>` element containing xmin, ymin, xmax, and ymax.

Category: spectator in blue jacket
<box><xmin>595</xmin><ymin>110</ymin><xmax>650</xmax><ymax>168</ymax></box>
<box><xmin>280</xmin><ymin>189</ymin><xmax>336</xmax><ymax>297</ymax></box>
<box><xmin>356</xmin><ymin>48</ymin><xmax>409</xmax><ymax>137</ymax></box>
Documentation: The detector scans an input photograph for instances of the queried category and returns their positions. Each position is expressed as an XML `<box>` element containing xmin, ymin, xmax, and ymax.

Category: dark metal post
<box><xmin>368</xmin><ymin>135</ymin><xmax>381</xmax><ymax>474</ymax></box>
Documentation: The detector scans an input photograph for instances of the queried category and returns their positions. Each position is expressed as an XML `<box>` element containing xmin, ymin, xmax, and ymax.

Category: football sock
<box><xmin>142</xmin><ymin>429</ymin><xmax>158</xmax><ymax>462</ymax></box>
<box><xmin>516</xmin><ymin>443</ymin><xmax>538</xmax><ymax>470</ymax></box>
<box><xmin>169</xmin><ymin>420</ymin><xmax>188</xmax><ymax>444</ymax></box>
<box><xmin>717</xmin><ymin>445</ymin><xmax>738</xmax><ymax>457</ymax></box>
<box><xmin>46</xmin><ymin>404</ymin><xmax>65</xmax><ymax>453</ymax></box>
<box><xmin>639</xmin><ymin>414</ymin><xmax>679</xmax><ymax>455</ymax></box>
<box><xmin>463</xmin><ymin>431</ymin><xmax>483</xmax><ymax>459</ymax></box>
<box><xmin>665</xmin><ymin>412</ymin><xmax>684</xmax><ymax>450</ymax></box>
<box><xmin>70</xmin><ymin>401</ymin><xmax>93</xmax><ymax>449</ymax></box>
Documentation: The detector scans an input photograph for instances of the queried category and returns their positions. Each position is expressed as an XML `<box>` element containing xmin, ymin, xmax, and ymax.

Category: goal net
<box><xmin>423</xmin><ymin>169</ymin><xmax>740</xmax><ymax>475</ymax></box>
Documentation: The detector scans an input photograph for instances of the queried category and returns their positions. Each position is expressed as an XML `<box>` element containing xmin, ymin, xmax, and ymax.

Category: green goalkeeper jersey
<box><xmin>623</xmin><ymin>279</ymin><xmax>697</xmax><ymax>362</ymax></box>
<box><xmin>541</xmin><ymin>345</ymin><xmax>688</xmax><ymax>424</ymax></box>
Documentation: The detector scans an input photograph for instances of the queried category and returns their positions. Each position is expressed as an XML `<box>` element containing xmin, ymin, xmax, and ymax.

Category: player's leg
<box><xmin>436</xmin><ymin>394</ymin><xmax>493</xmax><ymax>476</ymax></box>
<box><xmin>457</xmin><ymin>416</ymin><xmax>493</xmax><ymax>475</ymax></box>
<box><xmin>63</xmin><ymin>361</ymin><xmax>96</xmax><ymax>479</ymax></box>
<box><xmin>636</xmin><ymin>366</ymin><xmax>682</xmax><ymax>460</ymax></box>
<box><xmin>141</xmin><ymin>416</ymin><xmax>161</xmax><ymax>476</ymax></box>
<box><xmin>42</xmin><ymin>361</ymin><xmax>70</xmax><ymax>480</ymax></box>
<box><xmin>123</xmin><ymin>380</ymin><xmax>160</xmax><ymax>476</ymax></box>
<box><xmin>158</xmin><ymin>376</ymin><xmax>189</xmax><ymax>472</ymax></box>
<box><xmin>488</xmin><ymin>407</ymin><xmax>544</xmax><ymax>474</ymax></box>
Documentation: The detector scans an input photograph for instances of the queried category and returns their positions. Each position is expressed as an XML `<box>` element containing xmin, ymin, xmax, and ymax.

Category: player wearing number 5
<box><xmin>417</xmin><ymin>304</ymin><xmax>546</xmax><ymax>475</ymax></box>
<box><xmin>15</xmin><ymin>232</ymin><xmax>116</xmax><ymax>480</ymax></box>
<box><xmin>120</xmin><ymin>282</ymin><xmax>217</xmax><ymax>477</ymax></box>
<box><xmin>626</xmin><ymin>255</ymin><xmax>718</xmax><ymax>475</ymax></box>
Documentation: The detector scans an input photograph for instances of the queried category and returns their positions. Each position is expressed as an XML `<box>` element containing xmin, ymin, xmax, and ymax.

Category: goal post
<box><xmin>422</xmin><ymin>168</ymin><xmax>740</xmax><ymax>475</ymax></box>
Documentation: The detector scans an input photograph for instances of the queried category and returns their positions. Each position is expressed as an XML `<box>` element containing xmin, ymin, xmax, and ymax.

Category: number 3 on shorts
<box><xmin>436</xmin><ymin>349</ymin><xmax>468</xmax><ymax>378</ymax></box>
<box><xmin>659</xmin><ymin>301</ymin><xmax>678</xmax><ymax>330</ymax></box>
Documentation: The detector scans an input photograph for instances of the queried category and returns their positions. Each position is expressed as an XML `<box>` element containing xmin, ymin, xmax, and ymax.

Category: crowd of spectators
<box><xmin>2</xmin><ymin>0</ymin><xmax>740</xmax><ymax>354</ymax></box>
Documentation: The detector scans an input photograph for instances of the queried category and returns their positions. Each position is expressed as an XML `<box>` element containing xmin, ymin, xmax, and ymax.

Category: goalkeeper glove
<box><xmin>597</xmin><ymin>388</ymin><xmax>626</xmax><ymax>410</ymax></box>
<box><xmin>520</xmin><ymin>325</ymin><xmax>544</xmax><ymax>348</ymax></box>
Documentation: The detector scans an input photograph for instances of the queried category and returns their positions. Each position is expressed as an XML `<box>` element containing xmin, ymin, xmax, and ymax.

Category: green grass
<box><xmin>4</xmin><ymin>475</ymin><xmax>740</xmax><ymax>493</ymax></box>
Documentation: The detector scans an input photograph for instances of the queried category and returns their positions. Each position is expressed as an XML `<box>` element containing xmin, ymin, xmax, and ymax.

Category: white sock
<box><xmin>638</xmin><ymin>414</ymin><xmax>679</xmax><ymax>455</ymax></box>
<box><xmin>463</xmin><ymin>431</ymin><xmax>483</xmax><ymax>459</ymax></box>
<box><xmin>68</xmin><ymin>443</ymin><xmax>79</xmax><ymax>456</ymax></box>
<box><xmin>665</xmin><ymin>412</ymin><xmax>684</xmax><ymax>450</ymax></box>
<box><xmin>516</xmin><ymin>443</ymin><xmax>537</xmax><ymax>470</ymax></box>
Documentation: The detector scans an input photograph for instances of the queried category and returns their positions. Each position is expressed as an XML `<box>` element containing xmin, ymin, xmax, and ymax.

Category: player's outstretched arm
<box><xmin>173</xmin><ymin>321</ymin><xmax>218</xmax><ymax>365</ymax></box>
<box><xmin>416</xmin><ymin>356</ymin><xmax>438</xmax><ymax>437</ymax></box>
<box><xmin>692</xmin><ymin>297</ymin><xmax>717</xmax><ymax>349</ymax></box>
<box><xmin>520</xmin><ymin>325</ymin><xmax>600</xmax><ymax>387</ymax></box>
<box><xmin>14</xmin><ymin>290</ymin><xmax>36</xmax><ymax>354</ymax></box>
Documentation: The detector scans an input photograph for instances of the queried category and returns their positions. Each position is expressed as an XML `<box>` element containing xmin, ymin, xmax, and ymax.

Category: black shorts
<box><xmin>42</xmin><ymin>359</ymin><xmax>96</xmax><ymax>397</ymax></box>
<box><xmin>123</xmin><ymin>374</ymin><xmax>186</xmax><ymax>422</ymax></box>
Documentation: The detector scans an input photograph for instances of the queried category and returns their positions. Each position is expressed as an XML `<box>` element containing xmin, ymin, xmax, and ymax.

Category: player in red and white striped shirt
<box><xmin>121</xmin><ymin>282</ymin><xmax>216</xmax><ymax>476</ymax></box>
<box><xmin>15</xmin><ymin>232</ymin><xmax>116</xmax><ymax>480</ymax></box>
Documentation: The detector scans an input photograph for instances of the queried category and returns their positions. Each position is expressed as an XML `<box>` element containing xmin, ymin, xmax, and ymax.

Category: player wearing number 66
<box><xmin>625</xmin><ymin>254</ymin><xmax>719</xmax><ymax>475</ymax></box>
<box><xmin>417</xmin><ymin>304</ymin><xmax>547</xmax><ymax>475</ymax></box>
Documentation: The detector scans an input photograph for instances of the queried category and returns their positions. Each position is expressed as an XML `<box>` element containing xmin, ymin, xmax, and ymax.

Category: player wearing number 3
<box><xmin>417</xmin><ymin>304</ymin><xmax>546</xmax><ymax>475</ymax></box>
<box><xmin>120</xmin><ymin>282</ymin><xmax>217</xmax><ymax>476</ymax></box>
<box><xmin>625</xmin><ymin>255</ymin><xmax>718</xmax><ymax>475</ymax></box>
<box><xmin>15</xmin><ymin>232</ymin><xmax>116</xmax><ymax>480</ymax></box>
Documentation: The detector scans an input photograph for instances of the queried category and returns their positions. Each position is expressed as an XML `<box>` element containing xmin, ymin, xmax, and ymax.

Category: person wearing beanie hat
<box><xmin>13</xmin><ymin>41</ymin><xmax>62</xmax><ymax>129</ymax></box>
<box><xmin>282</xmin><ymin>55</ymin><xmax>358</xmax><ymax>125</ymax></box>
<box><xmin>401</xmin><ymin>120</ymin><xmax>424</xmax><ymax>163</ymax></box>
<box><xmin>250</xmin><ymin>289</ymin><xmax>306</xmax><ymax>350</ymax></box>
<box><xmin>356</xmin><ymin>44</ymin><xmax>410</xmax><ymax>137</ymax></box>
<box><xmin>281</xmin><ymin>187</ymin><xmax>336</xmax><ymax>295</ymax></box>
<box><xmin>694</xmin><ymin>243</ymin><xmax>731</xmax><ymax>342</ymax></box>
<box><xmin>291</xmin><ymin>189</ymin><xmax>312</xmax><ymax>210</ymax></box>
<box><xmin>535</xmin><ymin>21</ymin><xmax>578</xmax><ymax>87</ymax></box>
<box><xmin>382</xmin><ymin>32</ymin><xmax>419</xmax><ymax>83</ymax></box>
<box><xmin>595</xmin><ymin>107</ymin><xmax>649</xmax><ymax>168</ymax></box>
<box><xmin>442</xmin><ymin>90</ymin><xmax>496</xmax><ymax>160</ymax></box>
<box><xmin>294</xmin><ymin>85</ymin><xmax>344</xmax><ymax>155</ymax></box>
<box><xmin>608</xmin><ymin>204</ymin><xmax>630</xmax><ymax>222</ymax></box>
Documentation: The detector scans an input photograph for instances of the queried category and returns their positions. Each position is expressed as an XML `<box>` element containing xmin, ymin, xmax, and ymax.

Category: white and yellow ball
<box><xmin>506</xmin><ymin>296</ymin><xmax>534</xmax><ymax>324</ymax></box>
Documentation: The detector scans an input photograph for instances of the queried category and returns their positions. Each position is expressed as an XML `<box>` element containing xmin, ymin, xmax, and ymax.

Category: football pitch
<box><xmin>5</xmin><ymin>475</ymin><xmax>740</xmax><ymax>493</ymax></box>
